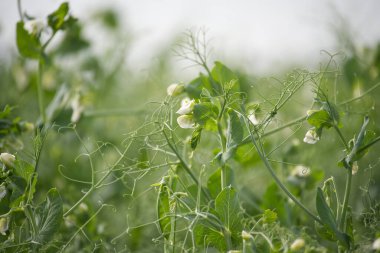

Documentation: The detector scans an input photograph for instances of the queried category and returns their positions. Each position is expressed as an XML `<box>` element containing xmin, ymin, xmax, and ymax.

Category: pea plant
<box><xmin>140</xmin><ymin>46</ymin><xmax>380</xmax><ymax>252</ymax></box>
<box><xmin>1</xmin><ymin>1</ymin><xmax>380</xmax><ymax>253</ymax></box>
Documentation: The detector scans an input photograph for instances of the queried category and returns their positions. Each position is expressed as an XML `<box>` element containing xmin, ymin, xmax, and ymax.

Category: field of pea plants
<box><xmin>0</xmin><ymin>2</ymin><xmax>380</xmax><ymax>252</ymax></box>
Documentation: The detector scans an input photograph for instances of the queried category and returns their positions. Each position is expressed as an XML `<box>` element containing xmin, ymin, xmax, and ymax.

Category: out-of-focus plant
<box><xmin>0</xmin><ymin>1</ymin><xmax>379</xmax><ymax>252</ymax></box>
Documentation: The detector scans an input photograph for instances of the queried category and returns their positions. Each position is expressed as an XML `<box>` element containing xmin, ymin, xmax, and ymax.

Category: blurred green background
<box><xmin>0</xmin><ymin>1</ymin><xmax>380</xmax><ymax>252</ymax></box>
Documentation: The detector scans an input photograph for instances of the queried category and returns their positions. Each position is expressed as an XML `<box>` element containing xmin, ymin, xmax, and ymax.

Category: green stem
<box><xmin>339</xmin><ymin>82</ymin><xmax>380</xmax><ymax>106</ymax></box>
<box><xmin>334</xmin><ymin>124</ymin><xmax>353</xmax><ymax>232</ymax></box>
<box><xmin>221</xmin><ymin>165</ymin><xmax>226</xmax><ymax>190</ymax></box>
<box><xmin>357</xmin><ymin>136</ymin><xmax>380</xmax><ymax>154</ymax></box>
<box><xmin>42</xmin><ymin>32</ymin><xmax>56</xmax><ymax>51</ymax></box>
<box><xmin>37</xmin><ymin>60</ymin><xmax>46</xmax><ymax>125</ymax></box>
<box><xmin>17</xmin><ymin>0</ymin><xmax>24</xmax><ymax>21</ymax></box>
<box><xmin>245</xmin><ymin>119</ymin><xmax>323</xmax><ymax>225</ymax></box>
<box><xmin>218</xmin><ymin>120</ymin><xmax>227</xmax><ymax>189</ymax></box>
<box><xmin>339</xmin><ymin>117</ymin><xmax>369</xmax><ymax>233</ymax></box>
<box><xmin>223</xmin><ymin>229</ymin><xmax>232</xmax><ymax>251</ymax></box>
<box><xmin>64</xmin><ymin>139</ymin><xmax>131</xmax><ymax>217</ymax></box>
<box><xmin>239</xmin><ymin>115</ymin><xmax>307</xmax><ymax>147</ymax></box>
<box><xmin>23</xmin><ymin>205</ymin><xmax>37</xmax><ymax>236</ymax></box>
<box><xmin>339</xmin><ymin>167</ymin><xmax>352</xmax><ymax>231</ymax></box>
<box><xmin>162</xmin><ymin>130</ymin><xmax>211</xmax><ymax>201</ymax></box>
<box><xmin>217</xmin><ymin>121</ymin><xmax>226</xmax><ymax>151</ymax></box>
<box><xmin>172</xmin><ymin>201</ymin><xmax>177</xmax><ymax>253</ymax></box>
<box><xmin>242</xmin><ymin>239</ymin><xmax>247</xmax><ymax>253</ymax></box>
<box><xmin>333</xmin><ymin>125</ymin><xmax>349</xmax><ymax>150</ymax></box>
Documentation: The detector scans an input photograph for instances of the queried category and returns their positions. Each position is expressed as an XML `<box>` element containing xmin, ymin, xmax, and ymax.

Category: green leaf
<box><xmin>8</xmin><ymin>176</ymin><xmax>27</xmax><ymax>208</ymax></box>
<box><xmin>48</xmin><ymin>2</ymin><xmax>69</xmax><ymax>32</ymax></box>
<box><xmin>304</xmin><ymin>169</ymin><xmax>324</xmax><ymax>190</ymax></box>
<box><xmin>226</xmin><ymin>110</ymin><xmax>243</xmax><ymax>148</ymax></box>
<box><xmin>350</xmin><ymin>129</ymin><xmax>380</xmax><ymax>163</ymax></box>
<box><xmin>207</xmin><ymin>167</ymin><xmax>233</xmax><ymax>199</ymax></box>
<box><xmin>307</xmin><ymin>110</ymin><xmax>332</xmax><ymax>129</ymax></box>
<box><xmin>321</xmin><ymin>101</ymin><xmax>341</xmax><ymax>126</ymax></box>
<box><xmin>157</xmin><ymin>183</ymin><xmax>171</xmax><ymax>239</ymax></box>
<box><xmin>261</xmin><ymin>183</ymin><xmax>288</xmax><ymax>225</ymax></box>
<box><xmin>13</xmin><ymin>159</ymin><xmax>34</xmax><ymax>182</ymax></box>
<box><xmin>316</xmin><ymin>187</ymin><xmax>350</xmax><ymax>248</ymax></box>
<box><xmin>316</xmin><ymin>187</ymin><xmax>337</xmax><ymax>232</ymax></box>
<box><xmin>321</xmin><ymin>177</ymin><xmax>339</xmax><ymax>219</ymax></box>
<box><xmin>222</xmin><ymin>110</ymin><xmax>244</xmax><ymax>163</ymax></box>
<box><xmin>185</xmin><ymin>184</ymin><xmax>208</xmax><ymax>207</ymax></box>
<box><xmin>262</xmin><ymin>209</ymin><xmax>277</xmax><ymax>224</ymax></box>
<box><xmin>0</xmin><ymin>105</ymin><xmax>12</xmax><ymax>118</ymax></box>
<box><xmin>16</xmin><ymin>21</ymin><xmax>41</xmax><ymax>59</ymax></box>
<box><xmin>215</xmin><ymin>187</ymin><xmax>242</xmax><ymax>239</ymax></box>
<box><xmin>193</xmin><ymin>102</ymin><xmax>218</xmax><ymax>126</ymax></box>
<box><xmin>54</xmin><ymin>16</ymin><xmax>90</xmax><ymax>55</ymax></box>
<box><xmin>33</xmin><ymin>188</ymin><xmax>63</xmax><ymax>245</ymax></box>
<box><xmin>96</xmin><ymin>9</ymin><xmax>119</xmax><ymax>29</ymax></box>
<box><xmin>345</xmin><ymin>207</ymin><xmax>354</xmax><ymax>242</ymax></box>
<box><xmin>211</xmin><ymin>61</ymin><xmax>239</xmax><ymax>92</ymax></box>
<box><xmin>190</xmin><ymin>127</ymin><xmax>202</xmax><ymax>150</ymax></box>
<box><xmin>137</xmin><ymin>148</ymin><xmax>149</xmax><ymax>169</ymax></box>
<box><xmin>6</xmin><ymin>159</ymin><xmax>37</xmax><ymax>206</ymax></box>
<box><xmin>345</xmin><ymin>116</ymin><xmax>370</xmax><ymax>166</ymax></box>
<box><xmin>315</xmin><ymin>222</ymin><xmax>336</xmax><ymax>242</ymax></box>
<box><xmin>185</xmin><ymin>74</ymin><xmax>212</xmax><ymax>99</ymax></box>
<box><xmin>194</xmin><ymin>220</ymin><xmax>226</xmax><ymax>251</ymax></box>
<box><xmin>0</xmin><ymin>184</ymin><xmax>7</xmax><ymax>201</ymax></box>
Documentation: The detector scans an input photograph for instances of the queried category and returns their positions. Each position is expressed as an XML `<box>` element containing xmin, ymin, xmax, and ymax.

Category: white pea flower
<box><xmin>248</xmin><ymin>110</ymin><xmax>259</xmax><ymax>125</ymax></box>
<box><xmin>24</xmin><ymin>19</ymin><xmax>46</xmax><ymax>35</ymax></box>
<box><xmin>0</xmin><ymin>153</ymin><xmax>16</xmax><ymax>168</ymax></box>
<box><xmin>372</xmin><ymin>238</ymin><xmax>380</xmax><ymax>250</ymax></box>
<box><xmin>303</xmin><ymin>129</ymin><xmax>319</xmax><ymax>144</ymax></box>
<box><xmin>0</xmin><ymin>217</ymin><xmax>9</xmax><ymax>236</ymax></box>
<box><xmin>292</xmin><ymin>165</ymin><xmax>311</xmax><ymax>177</ymax></box>
<box><xmin>79</xmin><ymin>203</ymin><xmax>89</xmax><ymax>213</ymax></box>
<box><xmin>290</xmin><ymin>238</ymin><xmax>305</xmax><ymax>251</ymax></box>
<box><xmin>241</xmin><ymin>230</ymin><xmax>251</xmax><ymax>240</ymax></box>
<box><xmin>177</xmin><ymin>115</ymin><xmax>196</xmax><ymax>129</ymax></box>
<box><xmin>22</xmin><ymin>122</ymin><xmax>35</xmax><ymax>132</ymax></box>
<box><xmin>167</xmin><ymin>83</ymin><xmax>184</xmax><ymax>96</ymax></box>
<box><xmin>306</xmin><ymin>110</ymin><xmax>317</xmax><ymax>116</ymax></box>
<box><xmin>176</xmin><ymin>98</ymin><xmax>195</xmax><ymax>115</ymax></box>
<box><xmin>70</xmin><ymin>94</ymin><xmax>84</xmax><ymax>123</ymax></box>
<box><xmin>352</xmin><ymin>161</ymin><xmax>359</xmax><ymax>175</ymax></box>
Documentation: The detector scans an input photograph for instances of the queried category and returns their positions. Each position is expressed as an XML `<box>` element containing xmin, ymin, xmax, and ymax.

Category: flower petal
<box><xmin>176</xmin><ymin>98</ymin><xmax>195</xmax><ymax>115</ymax></box>
<box><xmin>177</xmin><ymin>115</ymin><xmax>196</xmax><ymax>129</ymax></box>
<box><xmin>167</xmin><ymin>83</ymin><xmax>184</xmax><ymax>96</ymax></box>
<box><xmin>303</xmin><ymin>129</ymin><xmax>319</xmax><ymax>144</ymax></box>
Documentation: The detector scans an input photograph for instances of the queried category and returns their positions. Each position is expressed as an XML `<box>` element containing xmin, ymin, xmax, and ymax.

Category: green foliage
<box><xmin>16</xmin><ymin>21</ymin><xmax>41</xmax><ymax>59</ymax></box>
<box><xmin>2</xmin><ymin>3</ymin><xmax>380</xmax><ymax>252</ymax></box>
<box><xmin>321</xmin><ymin>177</ymin><xmax>339</xmax><ymax>219</ymax></box>
<box><xmin>47</xmin><ymin>2</ymin><xmax>69</xmax><ymax>32</ymax></box>
<box><xmin>190</xmin><ymin>126</ymin><xmax>202</xmax><ymax>150</ymax></box>
<box><xmin>316</xmin><ymin>187</ymin><xmax>350</xmax><ymax>248</ymax></box>
<box><xmin>307</xmin><ymin>109</ymin><xmax>333</xmax><ymax>129</ymax></box>
<box><xmin>54</xmin><ymin>16</ymin><xmax>88</xmax><ymax>55</ymax></box>
<box><xmin>215</xmin><ymin>187</ymin><xmax>242</xmax><ymax>246</ymax></box>
<box><xmin>207</xmin><ymin>167</ymin><xmax>233</xmax><ymax>198</ymax></box>
<box><xmin>0</xmin><ymin>106</ymin><xmax>32</xmax><ymax>144</ymax></box>
<box><xmin>193</xmin><ymin>102</ymin><xmax>218</xmax><ymax>126</ymax></box>
<box><xmin>156</xmin><ymin>179</ymin><xmax>171</xmax><ymax>239</ymax></box>
<box><xmin>29</xmin><ymin>188</ymin><xmax>63</xmax><ymax>246</ymax></box>
<box><xmin>262</xmin><ymin>209</ymin><xmax>278</xmax><ymax>224</ymax></box>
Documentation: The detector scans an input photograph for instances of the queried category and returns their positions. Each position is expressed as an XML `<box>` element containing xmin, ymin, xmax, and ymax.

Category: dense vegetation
<box><xmin>0</xmin><ymin>2</ymin><xmax>380</xmax><ymax>252</ymax></box>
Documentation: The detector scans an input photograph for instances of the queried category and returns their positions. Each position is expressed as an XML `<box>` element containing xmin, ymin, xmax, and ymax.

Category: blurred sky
<box><xmin>0</xmin><ymin>0</ymin><xmax>380</xmax><ymax>75</ymax></box>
